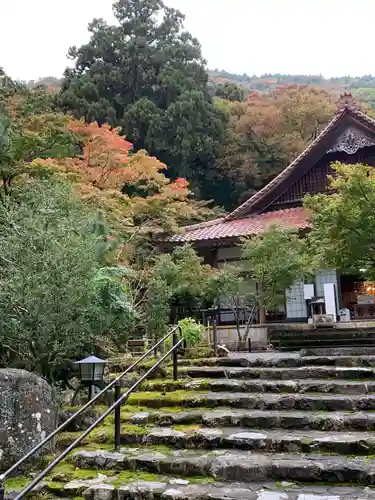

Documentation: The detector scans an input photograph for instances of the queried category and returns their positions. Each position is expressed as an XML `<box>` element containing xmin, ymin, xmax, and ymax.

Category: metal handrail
<box><xmin>0</xmin><ymin>325</ymin><xmax>181</xmax><ymax>495</ymax></box>
<box><xmin>12</xmin><ymin>337</ymin><xmax>184</xmax><ymax>500</ymax></box>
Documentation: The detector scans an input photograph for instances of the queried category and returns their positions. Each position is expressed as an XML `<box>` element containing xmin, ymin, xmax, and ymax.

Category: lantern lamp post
<box><xmin>71</xmin><ymin>355</ymin><xmax>111</xmax><ymax>406</ymax></box>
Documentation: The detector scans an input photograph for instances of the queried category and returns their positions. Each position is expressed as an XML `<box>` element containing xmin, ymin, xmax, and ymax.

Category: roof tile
<box><xmin>169</xmin><ymin>207</ymin><xmax>310</xmax><ymax>243</ymax></box>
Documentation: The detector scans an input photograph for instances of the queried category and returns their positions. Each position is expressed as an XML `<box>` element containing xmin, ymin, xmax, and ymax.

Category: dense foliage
<box><xmin>0</xmin><ymin>71</ymin><xmax>228</xmax><ymax>381</ymax></box>
<box><xmin>241</xmin><ymin>226</ymin><xmax>311</xmax><ymax>320</ymax></box>
<box><xmin>0</xmin><ymin>180</ymin><xmax>137</xmax><ymax>383</ymax></box>
<box><xmin>58</xmin><ymin>0</ymin><xmax>226</xmax><ymax>201</ymax></box>
<box><xmin>217</xmin><ymin>86</ymin><xmax>337</xmax><ymax>207</ymax></box>
<box><xmin>58</xmin><ymin>0</ymin><xmax>356</xmax><ymax>210</ymax></box>
<box><xmin>305</xmin><ymin>162</ymin><xmax>375</xmax><ymax>281</ymax></box>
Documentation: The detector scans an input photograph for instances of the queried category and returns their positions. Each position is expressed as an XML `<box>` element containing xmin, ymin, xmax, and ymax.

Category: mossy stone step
<box><xmin>10</xmin><ymin>477</ymin><xmax>375</xmax><ymax>500</ymax></box>
<box><xmin>142</xmin><ymin>378</ymin><xmax>375</xmax><ymax>395</ymax></box>
<box><xmin>131</xmin><ymin>408</ymin><xmax>375</xmax><ymax>431</ymax></box>
<box><xmin>57</xmin><ymin>424</ymin><xmax>375</xmax><ymax>455</ymax></box>
<box><xmin>72</xmin><ymin>448</ymin><xmax>375</xmax><ymax>484</ymax></box>
<box><xmin>4</xmin><ymin>466</ymin><xmax>215</xmax><ymax>500</ymax></box>
<box><xmin>183</xmin><ymin>366</ymin><xmax>375</xmax><ymax>380</ymax></box>
<box><xmin>178</xmin><ymin>354</ymin><xmax>375</xmax><ymax>368</ymax></box>
<box><xmin>127</xmin><ymin>391</ymin><xmax>375</xmax><ymax>411</ymax></box>
<box><xmin>270</xmin><ymin>329</ymin><xmax>375</xmax><ymax>342</ymax></box>
<box><xmin>301</xmin><ymin>348</ymin><xmax>375</xmax><ymax>357</ymax></box>
<box><xmin>129</xmin><ymin>426</ymin><xmax>375</xmax><ymax>455</ymax></box>
<box><xmin>12</xmin><ymin>479</ymin><xmax>375</xmax><ymax>500</ymax></box>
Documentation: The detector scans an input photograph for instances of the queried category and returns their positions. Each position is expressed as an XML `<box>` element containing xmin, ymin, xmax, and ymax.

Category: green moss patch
<box><xmin>127</xmin><ymin>390</ymin><xmax>208</xmax><ymax>408</ymax></box>
<box><xmin>172</xmin><ymin>424</ymin><xmax>202</xmax><ymax>432</ymax></box>
<box><xmin>5</xmin><ymin>477</ymin><xmax>30</xmax><ymax>491</ymax></box>
<box><xmin>140</xmin><ymin>379</ymin><xmax>190</xmax><ymax>392</ymax></box>
<box><xmin>57</xmin><ymin>422</ymin><xmax>152</xmax><ymax>449</ymax></box>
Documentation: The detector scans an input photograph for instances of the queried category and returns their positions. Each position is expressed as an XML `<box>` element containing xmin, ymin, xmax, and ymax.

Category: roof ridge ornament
<box><xmin>337</xmin><ymin>92</ymin><xmax>358</xmax><ymax>112</ymax></box>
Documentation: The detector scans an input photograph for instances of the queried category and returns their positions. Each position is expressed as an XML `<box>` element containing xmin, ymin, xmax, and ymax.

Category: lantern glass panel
<box><xmin>80</xmin><ymin>363</ymin><xmax>94</xmax><ymax>382</ymax></box>
<box><xmin>93</xmin><ymin>362</ymin><xmax>105</xmax><ymax>381</ymax></box>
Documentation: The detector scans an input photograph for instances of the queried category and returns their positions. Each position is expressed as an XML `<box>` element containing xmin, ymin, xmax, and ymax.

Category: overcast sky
<box><xmin>1</xmin><ymin>0</ymin><xmax>374</xmax><ymax>82</ymax></box>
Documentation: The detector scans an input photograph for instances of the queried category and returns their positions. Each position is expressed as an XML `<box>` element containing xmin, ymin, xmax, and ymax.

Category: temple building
<box><xmin>168</xmin><ymin>94</ymin><xmax>375</xmax><ymax>330</ymax></box>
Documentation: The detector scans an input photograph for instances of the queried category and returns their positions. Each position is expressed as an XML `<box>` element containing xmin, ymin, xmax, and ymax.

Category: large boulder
<box><xmin>0</xmin><ymin>368</ymin><xmax>57</xmax><ymax>472</ymax></box>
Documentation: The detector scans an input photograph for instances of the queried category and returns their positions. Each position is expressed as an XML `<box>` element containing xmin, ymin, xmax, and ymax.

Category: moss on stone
<box><xmin>57</xmin><ymin>421</ymin><xmax>152</xmax><ymax>450</ymax></box>
<box><xmin>5</xmin><ymin>476</ymin><xmax>30</xmax><ymax>491</ymax></box>
<box><xmin>113</xmin><ymin>471</ymin><xmax>164</xmax><ymax>486</ymax></box>
<box><xmin>186</xmin><ymin>476</ymin><xmax>215</xmax><ymax>484</ymax></box>
<box><xmin>140</xmin><ymin>379</ymin><xmax>189</xmax><ymax>392</ymax></box>
<box><xmin>301</xmin><ymin>438</ymin><xmax>314</xmax><ymax>446</ymax></box>
<box><xmin>127</xmin><ymin>390</ymin><xmax>207</xmax><ymax>408</ymax></box>
<box><xmin>172</xmin><ymin>424</ymin><xmax>201</xmax><ymax>432</ymax></box>
<box><xmin>121</xmin><ymin>423</ymin><xmax>150</xmax><ymax>436</ymax></box>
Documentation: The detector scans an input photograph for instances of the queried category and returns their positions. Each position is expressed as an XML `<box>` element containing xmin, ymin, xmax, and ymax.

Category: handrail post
<box><xmin>114</xmin><ymin>382</ymin><xmax>121</xmax><ymax>450</ymax></box>
<box><xmin>172</xmin><ymin>330</ymin><xmax>178</xmax><ymax>381</ymax></box>
<box><xmin>212</xmin><ymin>316</ymin><xmax>218</xmax><ymax>356</ymax></box>
<box><xmin>0</xmin><ymin>479</ymin><xmax>4</xmax><ymax>500</ymax></box>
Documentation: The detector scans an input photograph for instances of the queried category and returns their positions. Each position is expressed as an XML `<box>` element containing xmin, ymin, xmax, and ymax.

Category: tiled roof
<box><xmin>226</xmin><ymin>101</ymin><xmax>375</xmax><ymax>221</ymax></box>
<box><xmin>169</xmin><ymin>207</ymin><xmax>310</xmax><ymax>243</ymax></box>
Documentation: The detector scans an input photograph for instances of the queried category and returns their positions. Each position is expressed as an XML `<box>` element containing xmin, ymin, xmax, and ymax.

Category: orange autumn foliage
<box><xmin>240</xmin><ymin>85</ymin><xmax>338</xmax><ymax>161</ymax></box>
<box><xmin>37</xmin><ymin>120</ymin><xmax>214</xmax><ymax>235</ymax></box>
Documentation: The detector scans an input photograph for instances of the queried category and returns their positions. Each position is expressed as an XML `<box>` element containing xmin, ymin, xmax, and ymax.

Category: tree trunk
<box><xmin>259</xmin><ymin>305</ymin><xmax>266</xmax><ymax>325</ymax></box>
<box><xmin>258</xmin><ymin>282</ymin><xmax>266</xmax><ymax>325</ymax></box>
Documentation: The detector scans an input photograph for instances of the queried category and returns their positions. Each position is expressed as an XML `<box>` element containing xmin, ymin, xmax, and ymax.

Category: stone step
<box><xmin>179</xmin><ymin>355</ymin><xmax>375</xmax><ymax>368</ymax></box>
<box><xmin>143</xmin><ymin>378</ymin><xmax>375</xmax><ymax>394</ymax></box>
<box><xmin>278</xmin><ymin>340</ymin><xmax>375</xmax><ymax>351</ymax></box>
<box><xmin>300</xmin><ymin>347</ymin><xmax>375</xmax><ymax>357</ymax></box>
<box><xmin>129</xmin><ymin>391</ymin><xmax>375</xmax><ymax>411</ymax></box>
<box><xmin>131</xmin><ymin>427</ymin><xmax>375</xmax><ymax>454</ymax></box>
<box><xmin>32</xmin><ymin>479</ymin><xmax>375</xmax><ymax>500</ymax></box>
<box><xmin>183</xmin><ymin>366</ymin><xmax>375</xmax><ymax>380</ymax></box>
<box><xmin>72</xmin><ymin>448</ymin><xmax>375</xmax><ymax>484</ymax></box>
<box><xmin>270</xmin><ymin>329</ymin><xmax>375</xmax><ymax>343</ymax></box>
<box><xmin>131</xmin><ymin>408</ymin><xmax>375</xmax><ymax>431</ymax></box>
<box><xmin>21</xmin><ymin>478</ymin><xmax>375</xmax><ymax>500</ymax></box>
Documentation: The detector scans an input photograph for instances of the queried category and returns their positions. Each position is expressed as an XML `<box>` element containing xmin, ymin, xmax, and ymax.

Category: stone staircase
<box><xmin>9</xmin><ymin>351</ymin><xmax>375</xmax><ymax>500</ymax></box>
<box><xmin>270</xmin><ymin>328</ymin><xmax>375</xmax><ymax>351</ymax></box>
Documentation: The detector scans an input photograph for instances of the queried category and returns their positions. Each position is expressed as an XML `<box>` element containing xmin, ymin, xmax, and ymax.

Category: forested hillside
<box><xmin>209</xmin><ymin>69</ymin><xmax>375</xmax><ymax>93</ymax></box>
<box><xmin>10</xmin><ymin>0</ymin><xmax>375</xmax><ymax>211</ymax></box>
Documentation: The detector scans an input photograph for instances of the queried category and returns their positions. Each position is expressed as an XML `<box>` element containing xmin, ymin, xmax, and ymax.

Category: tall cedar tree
<box><xmin>58</xmin><ymin>0</ymin><xmax>226</xmax><ymax>201</ymax></box>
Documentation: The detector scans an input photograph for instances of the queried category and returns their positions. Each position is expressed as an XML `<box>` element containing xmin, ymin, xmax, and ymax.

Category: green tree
<box><xmin>0</xmin><ymin>72</ymin><xmax>78</xmax><ymax>203</ymax></box>
<box><xmin>305</xmin><ymin>162</ymin><xmax>375</xmax><ymax>280</ymax></box>
<box><xmin>145</xmin><ymin>245</ymin><xmax>243</xmax><ymax>339</ymax></box>
<box><xmin>215</xmin><ymin>82</ymin><xmax>244</xmax><ymax>102</ymax></box>
<box><xmin>58</xmin><ymin>0</ymin><xmax>226</xmax><ymax>199</ymax></box>
<box><xmin>146</xmin><ymin>245</ymin><xmax>214</xmax><ymax>338</ymax></box>
<box><xmin>241</xmin><ymin>226</ymin><xmax>310</xmax><ymax>326</ymax></box>
<box><xmin>355</xmin><ymin>88</ymin><xmax>375</xmax><ymax>110</ymax></box>
<box><xmin>0</xmin><ymin>179</ymin><xmax>137</xmax><ymax>383</ymax></box>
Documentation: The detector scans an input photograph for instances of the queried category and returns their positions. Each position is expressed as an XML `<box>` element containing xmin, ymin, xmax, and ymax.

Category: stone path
<box><xmin>15</xmin><ymin>351</ymin><xmax>375</xmax><ymax>500</ymax></box>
